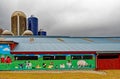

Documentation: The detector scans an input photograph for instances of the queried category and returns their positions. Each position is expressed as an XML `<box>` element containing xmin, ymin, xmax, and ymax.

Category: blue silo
<box><xmin>38</xmin><ymin>30</ymin><xmax>47</xmax><ymax>36</ymax></box>
<box><xmin>28</xmin><ymin>15</ymin><xmax>38</xmax><ymax>35</ymax></box>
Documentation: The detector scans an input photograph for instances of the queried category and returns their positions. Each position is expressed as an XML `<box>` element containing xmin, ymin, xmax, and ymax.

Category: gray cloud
<box><xmin>0</xmin><ymin>0</ymin><xmax>120</xmax><ymax>36</ymax></box>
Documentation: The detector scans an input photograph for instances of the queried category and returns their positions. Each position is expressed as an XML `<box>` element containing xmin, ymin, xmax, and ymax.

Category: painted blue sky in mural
<box><xmin>0</xmin><ymin>44</ymin><xmax>10</xmax><ymax>54</ymax></box>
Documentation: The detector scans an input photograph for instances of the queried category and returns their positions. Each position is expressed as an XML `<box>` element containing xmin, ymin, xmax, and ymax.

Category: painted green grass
<box><xmin>0</xmin><ymin>54</ymin><xmax>96</xmax><ymax>70</ymax></box>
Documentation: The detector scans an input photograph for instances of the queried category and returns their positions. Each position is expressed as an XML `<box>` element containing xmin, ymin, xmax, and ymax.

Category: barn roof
<box><xmin>0</xmin><ymin>36</ymin><xmax>120</xmax><ymax>52</ymax></box>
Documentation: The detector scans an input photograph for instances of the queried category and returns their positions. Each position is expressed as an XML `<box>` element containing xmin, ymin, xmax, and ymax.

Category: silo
<box><xmin>28</xmin><ymin>15</ymin><xmax>38</xmax><ymax>35</ymax></box>
<box><xmin>38</xmin><ymin>29</ymin><xmax>47</xmax><ymax>36</ymax></box>
<box><xmin>11</xmin><ymin>11</ymin><xmax>26</xmax><ymax>36</ymax></box>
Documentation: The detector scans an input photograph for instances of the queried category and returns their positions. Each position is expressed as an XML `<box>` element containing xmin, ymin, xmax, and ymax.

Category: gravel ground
<box><xmin>0</xmin><ymin>70</ymin><xmax>119</xmax><ymax>79</ymax></box>
<box><xmin>0</xmin><ymin>70</ymin><xmax>106</xmax><ymax>74</ymax></box>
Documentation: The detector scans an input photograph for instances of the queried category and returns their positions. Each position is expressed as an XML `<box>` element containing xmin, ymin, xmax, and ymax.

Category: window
<box><xmin>98</xmin><ymin>54</ymin><xmax>119</xmax><ymax>59</ymax></box>
<box><xmin>83</xmin><ymin>55</ymin><xmax>93</xmax><ymax>59</ymax></box>
<box><xmin>43</xmin><ymin>56</ymin><xmax>66</xmax><ymax>60</ymax></box>
<box><xmin>43</xmin><ymin>56</ymin><xmax>54</xmax><ymax>60</ymax></box>
<box><xmin>55</xmin><ymin>56</ymin><xmax>66</xmax><ymax>60</ymax></box>
<box><xmin>14</xmin><ymin>56</ymin><xmax>38</xmax><ymax>60</ymax></box>
<box><xmin>71</xmin><ymin>56</ymin><xmax>82</xmax><ymax>60</ymax></box>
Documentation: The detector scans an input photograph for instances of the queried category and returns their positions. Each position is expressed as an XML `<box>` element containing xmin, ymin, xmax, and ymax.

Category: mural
<box><xmin>0</xmin><ymin>45</ymin><xmax>96</xmax><ymax>70</ymax></box>
<box><xmin>0</xmin><ymin>52</ymin><xmax>96</xmax><ymax>70</ymax></box>
<box><xmin>0</xmin><ymin>44</ymin><xmax>10</xmax><ymax>54</ymax></box>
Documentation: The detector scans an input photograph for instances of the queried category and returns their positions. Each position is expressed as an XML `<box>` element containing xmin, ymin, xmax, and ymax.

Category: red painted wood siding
<box><xmin>97</xmin><ymin>54</ymin><xmax>120</xmax><ymax>70</ymax></box>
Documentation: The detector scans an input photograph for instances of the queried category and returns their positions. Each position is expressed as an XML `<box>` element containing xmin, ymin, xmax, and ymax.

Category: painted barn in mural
<box><xmin>0</xmin><ymin>36</ymin><xmax>120</xmax><ymax>70</ymax></box>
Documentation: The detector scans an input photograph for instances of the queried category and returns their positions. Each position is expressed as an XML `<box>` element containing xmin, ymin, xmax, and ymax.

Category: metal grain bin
<box><xmin>28</xmin><ymin>15</ymin><xmax>38</xmax><ymax>35</ymax></box>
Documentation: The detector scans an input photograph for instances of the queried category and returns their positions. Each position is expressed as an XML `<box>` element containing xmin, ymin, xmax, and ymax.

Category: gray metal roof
<box><xmin>0</xmin><ymin>36</ymin><xmax>120</xmax><ymax>52</ymax></box>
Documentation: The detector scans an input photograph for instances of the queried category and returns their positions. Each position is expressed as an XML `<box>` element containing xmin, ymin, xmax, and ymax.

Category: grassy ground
<box><xmin>0</xmin><ymin>70</ymin><xmax>120</xmax><ymax>79</ymax></box>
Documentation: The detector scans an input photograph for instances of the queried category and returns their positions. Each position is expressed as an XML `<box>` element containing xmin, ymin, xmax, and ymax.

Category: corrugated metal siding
<box><xmin>1</xmin><ymin>36</ymin><xmax>120</xmax><ymax>52</ymax></box>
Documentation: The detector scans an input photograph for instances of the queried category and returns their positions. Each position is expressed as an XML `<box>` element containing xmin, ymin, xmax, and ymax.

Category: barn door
<box><xmin>97</xmin><ymin>54</ymin><xmax>120</xmax><ymax>70</ymax></box>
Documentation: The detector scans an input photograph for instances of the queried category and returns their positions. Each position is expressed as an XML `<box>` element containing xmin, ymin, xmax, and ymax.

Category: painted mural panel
<box><xmin>0</xmin><ymin>53</ymin><xmax>96</xmax><ymax>70</ymax></box>
<box><xmin>0</xmin><ymin>44</ymin><xmax>10</xmax><ymax>54</ymax></box>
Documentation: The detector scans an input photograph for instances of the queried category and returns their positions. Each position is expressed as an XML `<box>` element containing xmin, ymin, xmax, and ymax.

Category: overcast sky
<box><xmin>0</xmin><ymin>0</ymin><xmax>120</xmax><ymax>36</ymax></box>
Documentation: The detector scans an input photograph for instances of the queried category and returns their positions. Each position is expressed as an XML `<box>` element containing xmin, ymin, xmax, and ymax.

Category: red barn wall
<box><xmin>97</xmin><ymin>54</ymin><xmax>120</xmax><ymax>70</ymax></box>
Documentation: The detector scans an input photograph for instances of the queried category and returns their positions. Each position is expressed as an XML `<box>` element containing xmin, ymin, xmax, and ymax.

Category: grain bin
<box><xmin>28</xmin><ymin>15</ymin><xmax>38</xmax><ymax>35</ymax></box>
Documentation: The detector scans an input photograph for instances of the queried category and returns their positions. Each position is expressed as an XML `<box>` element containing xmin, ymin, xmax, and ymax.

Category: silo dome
<box><xmin>11</xmin><ymin>11</ymin><xmax>26</xmax><ymax>17</ymax></box>
<box><xmin>22</xmin><ymin>30</ymin><xmax>33</xmax><ymax>36</ymax></box>
<box><xmin>2</xmin><ymin>30</ymin><xmax>14</xmax><ymax>36</ymax></box>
